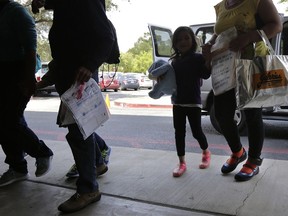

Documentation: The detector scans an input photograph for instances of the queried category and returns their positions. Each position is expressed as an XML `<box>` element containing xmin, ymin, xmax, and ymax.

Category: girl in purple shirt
<box><xmin>170</xmin><ymin>26</ymin><xmax>211</xmax><ymax>177</ymax></box>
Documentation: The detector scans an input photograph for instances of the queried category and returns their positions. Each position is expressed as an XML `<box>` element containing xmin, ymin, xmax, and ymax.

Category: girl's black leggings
<box><xmin>173</xmin><ymin>105</ymin><xmax>208</xmax><ymax>157</ymax></box>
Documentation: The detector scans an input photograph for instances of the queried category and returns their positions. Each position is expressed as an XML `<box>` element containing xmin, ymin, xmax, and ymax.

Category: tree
<box><xmin>118</xmin><ymin>32</ymin><xmax>153</xmax><ymax>73</ymax></box>
<box><xmin>278</xmin><ymin>0</ymin><xmax>288</xmax><ymax>11</ymax></box>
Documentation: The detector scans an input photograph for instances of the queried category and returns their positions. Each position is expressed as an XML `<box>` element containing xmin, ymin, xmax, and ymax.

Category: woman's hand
<box><xmin>201</xmin><ymin>43</ymin><xmax>213</xmax><ymax>67</ymax></box>
<box><xmin>229</xmin><ymin>33</ymin><xmax>251</xmax><ymax>52</ymax></box>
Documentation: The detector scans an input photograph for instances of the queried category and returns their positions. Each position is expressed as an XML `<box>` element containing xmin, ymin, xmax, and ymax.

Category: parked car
<box><xmin>148</xmin><ymin>15</ymin><xmax>288</xmax><ymax>134</ymax></box>
<box><xmin>118</xmin><ymin>73</ymin><xmax>140</xmax><ymax>90</ymax></box>
<box><xmin>98</xmin><ymin>72</ymin><xmax>120</xmax><ymax>92</ymax></box>
<box><xmin>139</xmin><ymin>74</ymin><xmax>153</xmax><ymax>89</ymax></box>
<box><xmin>35</xmin><ymin>62</ymin><xmax>57</xmax><ymax>94</ymax></box>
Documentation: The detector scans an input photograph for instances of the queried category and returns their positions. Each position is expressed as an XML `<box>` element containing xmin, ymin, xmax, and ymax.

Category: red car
<box><xmin>98</xmin><ymin>72</ymin><xmax>120</xmax><ymax>92</ymax></box>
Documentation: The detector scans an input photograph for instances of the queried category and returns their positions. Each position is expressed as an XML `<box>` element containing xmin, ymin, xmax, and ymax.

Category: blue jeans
<box><xmin>94</xmin><ymin>133</ymin><xmax>107</xmax><ymax>167</ymax></box>
<box><xmin>0</xmin><ymin>87</ymin><xmax>53</xmax><ymax>174</ymax></box>
<box><xmin>66</xmin><ymin>124</ymin><xmax>99</xmax><ymax>193</ymax></box>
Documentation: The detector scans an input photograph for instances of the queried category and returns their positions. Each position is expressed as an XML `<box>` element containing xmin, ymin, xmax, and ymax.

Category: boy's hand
<box><xmin>75</xmin><ymin>66</ymin><xmax>92</xmax><ymax>84</ymax></box>
<box><xmin>19</xmin><ymin>78</ymin><xmax>36</xmax><ymax>97</ymax></box>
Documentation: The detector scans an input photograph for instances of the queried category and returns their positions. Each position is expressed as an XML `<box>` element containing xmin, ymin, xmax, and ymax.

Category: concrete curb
<box><xmin>113</xmin><ymin>96</ymin><xmax>173</xmax><ymax>109</ymax></box>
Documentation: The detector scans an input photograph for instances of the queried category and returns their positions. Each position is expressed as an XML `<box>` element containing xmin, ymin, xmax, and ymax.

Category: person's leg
<box><xmin>214</xmin><ymin>89</ymin><xmax>242</xmax><ymax>152</ymax></box>
<box><xmin>0</xmin><ymin>89</ymin><xmax>28</xmax><ymax>186</ymax></box>
<box><xmin>94</xmin><ymin>132</ymin><xmax>111</xmax><ymax>165</ymax></box>
<box><xmin>16</xmin><ymin>95</ymin><xmax>53</xmax><ymax>177</ymax></box>
<box><xmin>187</xmin><ymin>107</ymin><xmax>211</xmax><ymax>169</ymax></box>
<box><xmin>0</xmin><ymin>114</ymin><xmax>27</xmax><ymax>174</ymax></box>
<box><xmin>187</xmin><ymin>107</ymin><xmax>208</xmax><ymax>150</ymax></box>
<box><xmin>59</xmin><ymin>123</ymin><xmax>101</xmax><ymax>212</ymax></box>
<box><xmin>235</xmin><ymin>108</ymin><xmax>264</xmax><ymax>181</ymax></box>
<box><xmin>93</xmin><ymin>133</ymin><xmax>104</xmax><ymax>166</ymax></box>
<box><xmin>214</xmin><ymin>89</ymin><xmax>247</xmax><ymax>174</ymax></box>
<box><xmin>66</xmin><ymin>132</ymin><xmax>109</xmax><ymax>178</ymax></box>
<box><xmin>93</xmin><ymin>133</ymin><xmax>108</xmax><ymax>176</ymax></box>
<box><xmin>19</xmin><ymin>115</ymin><xmax>53</xmax><ymax>159</ymax></box>
<box><xmin>172</xmin><ymin>105</ymin><xmax>187</xmax><ymax>177</ymax></box>
<box><xmin>66</xmin><ymin>124</ymin><xmax>99</xmax><ymax>193</ymax></box>
<box><xmin>94</xmin><ymin>133</ymin><xmax>108</xmax><ymax>151</ymax></box>
<box><xmin>245</xmin><ymin>108</ymin><xmax>264</xmax><ymax>159</ymax></box>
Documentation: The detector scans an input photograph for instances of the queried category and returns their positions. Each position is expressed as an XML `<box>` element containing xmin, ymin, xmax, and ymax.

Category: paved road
<box><xmin>27</xmin><ymin>94</ymin><xmax>288</xmax><ymax>161</ymax></box>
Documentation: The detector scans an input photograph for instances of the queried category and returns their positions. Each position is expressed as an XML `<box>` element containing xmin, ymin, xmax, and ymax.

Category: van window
<box><xmin>150</xmin><ymin>26</ymin><xmax>173</xmax><ymax>57</ymax></box>
<box><xmin>194</xmin><ymin>26</ymin><xmax>215</xmax><ymax>45</ymax></box>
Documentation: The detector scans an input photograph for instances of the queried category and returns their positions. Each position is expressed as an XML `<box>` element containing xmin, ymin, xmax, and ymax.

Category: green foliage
<box><xmin>105</xmin><ymin>0</ymin><xmax>118</xmax><ymax>11</ymax></box>
<box><xmin>117</xmin><ymin>32</ymin><xmax>153</xmax><ymax>73</ymax></box>
<box><xmin>278</xmin><ymin>0</ymin><xmax>288</xmax><ymax>12</ymax></box>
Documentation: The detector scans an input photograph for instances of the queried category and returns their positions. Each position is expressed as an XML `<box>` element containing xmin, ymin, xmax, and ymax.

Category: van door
<box><xmin>148</xmin><ymin>24</ymin><xmax>173</xmax><ymax>63</ymax></box>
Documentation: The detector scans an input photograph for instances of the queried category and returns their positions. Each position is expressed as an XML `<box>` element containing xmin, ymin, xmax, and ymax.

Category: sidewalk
<box><xmin>1</xmin><ymin>96</ymin><xmax>288</xmax><ymax>216</ymax></box>
<box><xmin>1</xmin><ymin>141</ymin><xmax>288</xmax><ymax>216</ymax></box>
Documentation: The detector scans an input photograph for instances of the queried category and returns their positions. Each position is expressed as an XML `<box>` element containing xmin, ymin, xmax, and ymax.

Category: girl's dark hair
<box><xmin>170</xmin><ymin>26</ymin><xmax>197</xmax><ymax>60</ymax></box>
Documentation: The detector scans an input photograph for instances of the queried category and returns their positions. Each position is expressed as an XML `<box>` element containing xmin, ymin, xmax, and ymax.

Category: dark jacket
<box><xmin>171</xmin><ymin>51</ymin><xmax>211</xmax><ymax>105</ymax></box>
<box><xmin>45</xmin><ymin>0</ymin><xmax>115</xmax><ymax>93</ymax></box>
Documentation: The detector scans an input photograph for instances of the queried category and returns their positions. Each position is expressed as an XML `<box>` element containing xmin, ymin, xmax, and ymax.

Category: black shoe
<box><xmin>35</xmin><ymin>155</ymin><xmax>53</xmax><ymax>177</ymax></box>
<box><xmin>235</xmin><ymin>166</ymin><xmax>259</xmax><ymax>181</ymax></box>
<box><xmin>234</xmin><ymin>157</ymin><xmax>263</xmax><ymax>181</ymax></box>
<box><xmin>221</xmin><ymin>148</ymin><xmax>247</xmax><ymax>174</ymax></box>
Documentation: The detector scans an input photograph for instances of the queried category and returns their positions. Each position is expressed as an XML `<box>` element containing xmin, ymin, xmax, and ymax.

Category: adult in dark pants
<box><xmin>32</xmin><ymin>0</ymin><xmax>116</xmax><ymax>213</ymax></box>
<box><xmin>36</xmin><ymin>60</ymin><xmax>112</xmax><ymax>178</ymax></box>
<box><xmin>65</xmin><ymin>68</ymin><xmax>112</xmax><ymax>178</ymax></box>
<box><xmin>202</xmin><ymin>0</ymin><xmax>282</xmax><ymax>181</ymax></box>
<box><xmin>0</xmin><ymin>0</ymin><xmax>53</xmax><ymax>187</ymax></box>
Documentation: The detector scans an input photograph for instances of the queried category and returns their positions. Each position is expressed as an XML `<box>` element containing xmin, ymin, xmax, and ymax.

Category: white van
<box><xmin>148</xmin><ymin>16</ymin><xmax>288</xmax><ymax>134</ymax></box>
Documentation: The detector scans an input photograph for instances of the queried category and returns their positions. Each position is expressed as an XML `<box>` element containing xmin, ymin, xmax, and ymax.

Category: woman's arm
<box><xmin>229</xmin><ymin>0</ymin><xmax>282</xmax><ymax>52</ymax></box>
<box><xmin>257</xmin><ymin>0</ymin><xmax>282</xmax><ymax>38</ymax></box>
<box><xmin>201</xmin><ymin>34</ymin><xmax>217</xmax><ymax>68</ymax></box>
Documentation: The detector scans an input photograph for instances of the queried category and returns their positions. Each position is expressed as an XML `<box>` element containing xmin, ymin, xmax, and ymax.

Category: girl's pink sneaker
<box><xmin>173</xmin><ymin>162</ymin><xmax>186</xmax><ymax>177</ymax></box>
<box><xmin>199</xmin><ymin>150</ymin><xmax>211</xmax><ymax>169</ymax></box>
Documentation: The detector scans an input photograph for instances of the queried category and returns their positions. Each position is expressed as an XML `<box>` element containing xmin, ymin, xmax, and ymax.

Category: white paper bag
<box><xmin>211</xmin><ymin>27</ymin><xmax>239</xmax><ymax>96</ymax></box>
<box><xmin>211</xmin><ymin>50</ymin><xmax>239</xmax><ymax>95</ymax></box>
<box><xmin>61</xmin><ymin>79</ymin><xmax>110</xmax><ymax>140</ymax></box>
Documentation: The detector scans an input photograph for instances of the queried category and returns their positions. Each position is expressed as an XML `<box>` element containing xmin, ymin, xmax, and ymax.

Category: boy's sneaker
<box><xmin>66</xmin><ymin>164</ymin><xmax>108</xmax><ymax>178</ymax></box>
<box><xmin>96</xmin><ymin>164</ymin><xmax>108</xmax><ymax>177</ymax></box>
<box><xmin>0</xmin><ymin>168</ymin><xmax>29</xmax><ymax>187</ymax></box>
<box><xmin>35</xmin><ymin>155</ymin><xmax>53</xmax><ymax>177</ymax></box>
<box><xmin>66</xmin><ymin>164</ymin><xmax>79</xmax><ymax>178</ymax></box>
<box><xmin>101</xmin><ymin>147</ymin><xmax>111</xmax><ymax>165</ymax></box>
